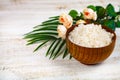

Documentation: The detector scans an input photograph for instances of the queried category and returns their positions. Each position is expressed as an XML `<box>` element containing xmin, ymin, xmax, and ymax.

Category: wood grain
<box><xmin>0</xmin><ymin>0</ymin><xmax>120</xmax><ymax>80</ymax></box>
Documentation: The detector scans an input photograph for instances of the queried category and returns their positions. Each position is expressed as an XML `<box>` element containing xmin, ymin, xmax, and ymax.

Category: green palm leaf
<box><xmin>34</xmin><ymin>40</ymin><xmax>49</xmax><ymax>52</ymax></box>
<box><xmin>63</xmin><ymin>48</ymin><xmax>69</xmax><ymax>59</ymax></box>
<box><xmin>46</xmin><ymin>39</ymin><xmax>57</xmax><ymax>56</ymax></box>
<box><xmin>49</xmin><ymin>38</ymin><xmax>62</xmax><ymax>59</ymax></box>
<box><xmin>24</xmin><ymin>16</ymin><xmax>71</xmax><ymax>59</ymax></box>
<box><xmin>52</xmin><ymin>39</ymin><xmax>66</xmax><ymax>59</ymax></box>
<box><xmin>26</xmin><ymin>35</ymin><xmax>56</xmax><ymax>45</ymax></box>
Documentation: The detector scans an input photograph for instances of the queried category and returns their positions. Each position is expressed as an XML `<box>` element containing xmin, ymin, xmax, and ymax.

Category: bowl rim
<box><xmin>66</xmin><ymin>24</ymin><xmax>116</xmax><ymax>49</ymax></box>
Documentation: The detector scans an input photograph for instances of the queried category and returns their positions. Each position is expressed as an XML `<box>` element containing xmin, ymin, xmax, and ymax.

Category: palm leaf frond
<box><xmin>52</xmin><ymin>39</ymin><xmax>66</xmax><ymax>59</ymax></box>
<box><xmin>34</xmin><ymin>40</ymin><xmax>49</xmax><ymax>52</ymax></box>
<box><xmin>63</xmin><ymin>48</ymin><xmax>69</xmax><ymax>59</ymax></box>
<box><xmin>46</xmin><ymin>39</ymin><xmax>57</xmax><ymax>56</ymax></box>
<box><xmin>26</xmin><ymin>35</ymin><xmax>57</xmax><ymax>45</ymax></box>
<box><xmin>49</xmin><ymin>38</ymin><xmax>62</xmax><ymax>59</ymax></box>
<box><xmin>24</xmin><ymin>16</ymin><xmax>71</xmax><ymax>59</ymax></box>
<box><xmin>49</xmin><ymin>16</ymin><xmax>59</xmax><ymax>19</ymax></box>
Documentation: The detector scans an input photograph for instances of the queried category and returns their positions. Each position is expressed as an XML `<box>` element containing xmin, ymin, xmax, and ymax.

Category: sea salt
<box><xmin>69</xmin><ymin>24</ymin><xmax>114</xmax><ymax>48</ymax></box>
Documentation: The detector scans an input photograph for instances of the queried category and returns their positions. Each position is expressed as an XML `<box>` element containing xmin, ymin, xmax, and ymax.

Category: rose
<box><xmin>83</xmin><ymin>8</ymin><xmax>97</xmax><ymax>21</ymax></box>
<box><xmin>57</xmin><ymin>25</ymin><xmax>67</xmax><ymax>39</ymax></box>
<box><xmin>59</xmin><ymin>13</ymin><xmax>73</xmax><ymax>29</ymax></box>
<box><xmin>58</xmin><ymin>13</ymin><xmax>73</xmax><ymax>39</ymax></box>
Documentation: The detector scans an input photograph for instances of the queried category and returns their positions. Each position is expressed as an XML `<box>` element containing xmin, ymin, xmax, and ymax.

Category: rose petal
<box><xmin>57</xmin><ymin>25</ymin><xmax>67</xmax><ymax>39</ymax></box>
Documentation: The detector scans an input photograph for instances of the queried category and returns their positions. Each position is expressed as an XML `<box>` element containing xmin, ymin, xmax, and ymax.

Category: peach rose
<box><xmin>59</xmin><ymin>13</ymin><xmax>73</xmax><ymax>29</ymax></box>
<box><xmin>83</xmin><ymin>8</ymin><xmax>97</xmax><ymax>21</ymax></box>
<box><xmin>57</xmin><ymin>25</ymin><xmax>67</xmax><ymax>39</ymax></box>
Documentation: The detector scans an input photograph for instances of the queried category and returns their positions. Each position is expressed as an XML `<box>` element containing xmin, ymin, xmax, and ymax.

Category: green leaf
<box><xmin>26</xmin><ymin>35</ymin><xmax>57</xmax><ymax>45</ymax></box>
<box><xmin>87</xmin><ymin>5</ymin><xmax>96</xmax><ymax>11</ymax></box>
<box><xmin>106</xmin><ymin>4</ymin><xmax>117</xmax><ymax>17</ymax></box>
<box><xmin>79</xmin><ymin>12</ymin><xmax>84</xmax><ymax>19</ymax></box>
<box><xmin>52</xmin><ymin>40</ymin><xmax>66</xmax><ymax>59</ymax></box>
<box><xmin>69</xmin><ymin>55</ymin><xmax>72</xmax><ymax>59</ymax></box>
<box><xmin>32</xmin><ymin>26</ymin><xmax>57</xmax><ymax>32</ymax></box>
<box><xmin>116</xmin><ymin>21</ymin><xmax>120</xmax><ymax>27</ymax></box>
<box><xmin>96</xmin><ymin>6</ymin><xmax>105</xmax><ymax>19</ymax></box>
<box><xmin>49</xmin><ymin>38</ymin><xmax>61</xmax><ymax>59</ymax></box>
<box><xmin>41</xmin><ymin>21</ymin><xmax>59</xmax><ymax>26</ymax></box>
<box><xmin>103</xmin><ymin>20</ymin><xmax>116</xmax><ymax>31</ymax></box>
<box><xmin>28</xmin><ymin>31</ymin><xmax>57</xmax><ymax>35</ymax></box>
<box><xmin>34</xmin><ymin>25</ymin><xmax>57</xmax><ymax>30</ymax></box>
<box><xmin>63</xmin><ymin>48</ymin><xmax>69</xmax><ymax>59</ymax></box>
<box><xmin>24</xmin><ymin>32</ymin><xmax>58</xmax><ymax>39</ymax></box>
<box><xmin>33</xmin><ymin>28</ymin><xmax>57</xmax><ymax>32</ymax></box>
<box><xmin>46</xmin><ymin>40</ymin><xmax>57</xmax><ymax>56</ymax></box>
<box><xmin>69</xmin><ymin>10</ymin><xmax>78</xmax><ymax>19</ymax></box>
<box><xmin>34</xmin><ymin>40</ymin><xmax>49</xmax><ymax>52</ymax></box>
<box><xmin>49</xmin><ymin>16</ymin><xmax>59</xmax><ymax>19</ymax></box>
<box><xmin>42</xmin><ymin>19</ymin><xmax>58</xmax><ymax>24</ymax></box>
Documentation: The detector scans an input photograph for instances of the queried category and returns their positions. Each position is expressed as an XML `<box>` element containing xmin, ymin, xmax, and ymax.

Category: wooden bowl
<box><xmin>66</xmin><ymin>25</ymin><xmax>116</xmax><ymax>64</ymax></box>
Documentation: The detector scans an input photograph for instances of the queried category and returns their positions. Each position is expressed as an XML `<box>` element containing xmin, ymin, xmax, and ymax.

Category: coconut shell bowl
<box><xmin>66</xmin><ymin>25</ymin><xmax>116</xmax><ymax>64</ymax></box>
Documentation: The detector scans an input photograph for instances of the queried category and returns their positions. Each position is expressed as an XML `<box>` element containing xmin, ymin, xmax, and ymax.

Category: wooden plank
<box><xmin>0</xmin><ymin>0</ymin><xmax>120</xmax><ymax>80</ymax></box>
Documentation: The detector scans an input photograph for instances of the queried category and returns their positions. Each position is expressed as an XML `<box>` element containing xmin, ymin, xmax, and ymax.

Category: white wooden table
<box><xmin>0</xmin><ymin>0</ymin><xmax>120</xmax><ymax>80</ymax></box>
